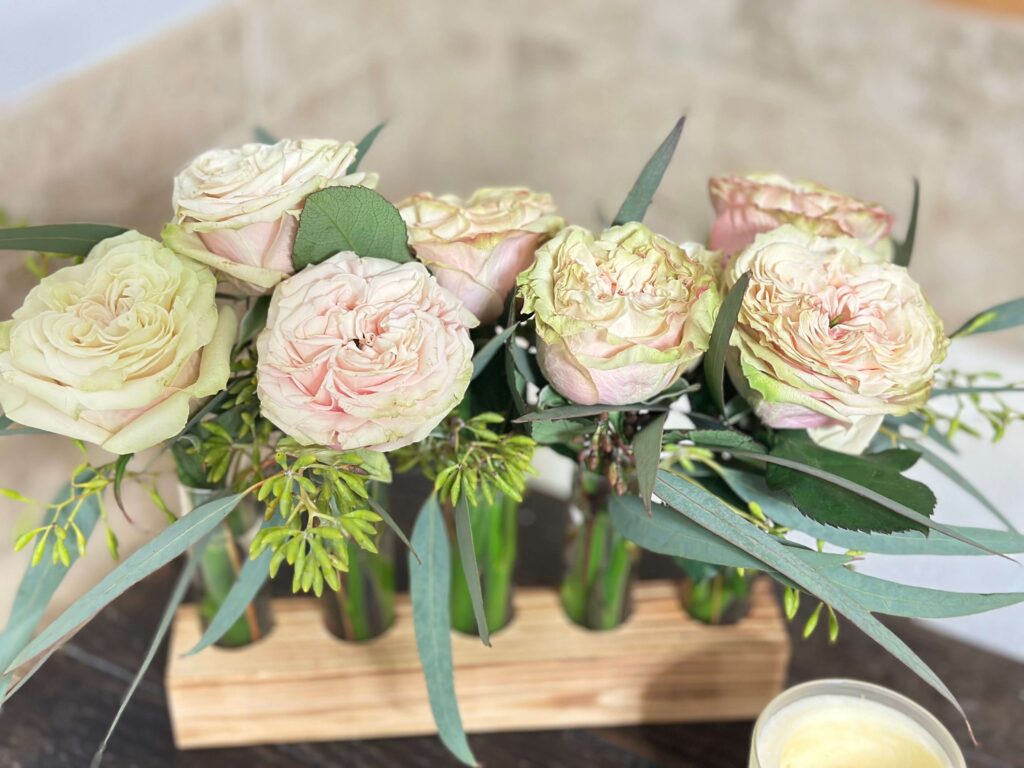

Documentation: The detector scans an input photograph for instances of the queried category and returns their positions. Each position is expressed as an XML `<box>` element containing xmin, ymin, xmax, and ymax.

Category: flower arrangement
<box><xmin>1</xmin><ymin>117</ymin><xmax>1023</xmax><ymax>765</ymax></box>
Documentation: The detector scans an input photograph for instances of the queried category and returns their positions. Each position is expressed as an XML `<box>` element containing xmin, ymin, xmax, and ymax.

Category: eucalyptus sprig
<box><xmin>395</xmin><ymin>412</ymin><xmax>537</xmax><ymax>507</ymax></box>
<box><xmin>248</xmin><ymin>441</ymin><xmax>390</xmax><ymax>596</ymax></box>
<box><xmin>920</xmin><ymin>369</ymin><xmax>1024</xmax><ymax>443</ymax></box>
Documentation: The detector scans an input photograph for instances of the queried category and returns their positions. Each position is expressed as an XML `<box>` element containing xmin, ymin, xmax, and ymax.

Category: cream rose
<box><xmin>709</xmin><ymin>173</ymin><xmax>894</xmax><ymax>260</ymax></box>
<box><xmin>163</xmin><ymin>139</ymin><xmax>378</xmax><ymax>293</ymax></box>
<box><xmin>398</xmin><ymin>187</ymin><xmax>564</xmax><ymax>323</ymax></box>
<box><xmin>517</xmin><ymin>223</ymin><xmax>721</xmax><ymax>405</ymax></box>
<box><xmin>256</xmin><ymin>253</ymin><xmax>478</xmax><ymax>451</ymax></box>
<box><xmin>723</xmin><ymin>225</ymin><xmax>948</xmax><ymax>454</ymax></box>
<box><xmin>0</xmin><ymin>231</ymin><xmax>235</xmax><ymax>454</ymax></box>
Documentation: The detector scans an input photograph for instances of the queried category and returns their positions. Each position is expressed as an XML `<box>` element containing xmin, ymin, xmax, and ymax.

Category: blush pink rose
<box><xmin>709</xmin><ymin>173</ymin><xmax>894</xmax><ymax>261</ymax></box>
<box><xmin>399</xmin><ymin>187</ymin><xmax>564</xmax><ymax>323</ymax></box>
<box><xmin>163</xmin><ymin>139</ymin><xmax>378</xmax><ymax>293</ymax></box>
<box><xmin>255</xmin><ymin>253</ymin><xmax>478</xmax><ymax>452</ymax></box>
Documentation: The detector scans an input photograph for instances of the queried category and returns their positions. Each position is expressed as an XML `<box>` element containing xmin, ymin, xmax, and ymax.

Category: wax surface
<box><xmin>755</xmin><ymin>694</ymin><xmax>951</xmax><ymax>768</ymax></box>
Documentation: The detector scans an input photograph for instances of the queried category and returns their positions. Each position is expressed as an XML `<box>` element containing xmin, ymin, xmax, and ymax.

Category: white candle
<box><xmin>749</xmin><ymin>680</ymin><xmax>965</xmax><ymax>768</ymax></box>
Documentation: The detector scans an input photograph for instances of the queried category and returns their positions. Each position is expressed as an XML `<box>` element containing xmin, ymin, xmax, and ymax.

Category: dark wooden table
<box><xmin>1</xmin><ymin>484</ymin><xmax>1021</xmax><ymax>767</ymax></box>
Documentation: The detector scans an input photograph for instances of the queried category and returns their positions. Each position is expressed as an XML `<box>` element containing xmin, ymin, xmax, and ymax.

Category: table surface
<box><xmin>1</xmin><ymin>483</ymin><xmax>1022</xmax><ymax>768</ymax></box>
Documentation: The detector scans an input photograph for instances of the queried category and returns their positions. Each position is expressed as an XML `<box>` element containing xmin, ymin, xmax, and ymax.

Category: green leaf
<box><xmin>409</xmin><ymin>496</ymin><xmax>477</xmax><ymax>766</ymax></box>
<box><xmin>351</xmin><ymin>122</ymin><xmax>387</xmax><ymax>173</ymax></box>
<box><xmin>112</xmin><ymin>454</ymin><xmax>133</xmax><ymax>517</ymax></box>
<box><xmin>930</xmin><ymin>384</ymin><xmax>1024</xmax><ymax>397</ymax></box>
<box><xmin>892</xmin><ymin>178</ymin><xmax>919</xmax><ymax>268</ymax></box>
<box><xmin>704</xmin><ymin>272</ymin><xmax>751</xmax><ymax>414</ymax></box>
<box><xmin>0</xmin><ymin>493</ymin><xmax>244</xmax><ymax>702</ymax></box>
<box><xmin>90</xmin><ymin>555</ymin><xmax>198</xmax><ymax>767</ymax></box>
<box><xmin>613</xmin><ymin>490</ymin><xmax>1024</xmax><ymax>618</ymax></box>
<box><xmin>0</xmin><ymin>474</ymin><xmax>101</xmax><ymax>688</ymax></box>
<box><xmin>514</xmin><ymin>400</ymin><xmax>676</xmax><ymax>423</ymax></box>
<box><xmin>612</xmin><ymin>116</ymin><xmax>686</xmax><ymax>225</ymax></box>
<box><xmin>292</xmin><ymin>186</ymin><xmax>410</xmax><ymax>270</ymax></box>
<box><xmin>633</xmin><ymin>412</ymin><xmax>668</xmax><ymax>515</ymax></box>
<box><xmin>952</xmin><ymin>297</ymin><xmax>1024</xmax><ymax>338</ymax></box>
<box><xmin>236</xmin><ymin>295</ymin><xmax>271</xmax><ymax>350</ymax></box>
<box><xmin>0</xmin><ymin>416</ymin><xmax>44</xmax><ymax>436</ymax></box>
<box><xmin>766</xmin><ymin>431</ymin><xmax>935</xmax><ymax>534</ymax></box>
<box><xmin>253</xmin><ymin>126</ymin><xmax>277</xmax><ymax>144</ymax></box>
<box><xmin>0</xmin><ymin>224</ymin><xmax>127</xmax><ymax>256</ymax></box>
<box><xmin>652</xmin><ymin>470</ymin><xmax>965</xmax><ymax>720</ymax></box>
<box><xmin>185</xmin><ymin>514</ymin><xmax>282</xmax><ymax>656</ymax></box>
<box><xmin>688</xmin><ymin>428</ymin><xmax>765</xmax><ymax>454</ymax></box>
<box><xmin>452</xmin><ymin>496</ymin><xmax>491</xmax><ymax>646</ymax></box>
<box><xmin>720</xmin><ymin>467</ymin><xmax>1024</xmax><ymax>556</ymax></box>
<box><xmin>472</xmin><ymin>324</ymin><xmax>519</xmax><ymax>382</ymax></box>
<box><xmin>367</xmin><ymin>496</ymin><xmax>418</xmax><ymax>564</ymax></box>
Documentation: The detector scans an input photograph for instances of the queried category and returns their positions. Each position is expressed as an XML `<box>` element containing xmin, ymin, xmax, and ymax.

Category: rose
<box><xmin>256</xmin><ymin>252</ymin><xmax>478</xmax><ymax>451</ymax></box>
<box><xmin>517</xmin><ymin>222</ymin><xmax>721</xmax><ymax>405</ymax></box>
<box><xmin>709</xmin><ymin>173</ymin><xmax>894</xmax><ymax>261</ymax></box>
<box><xmin>398</xmin><ymin>187</ymin><xmax>564</xmax><ymax>323</ymax></box>
<box><xmin>0</xmin><ymin>231</ymin><xmax>235</xmax><ymax>454</ymax></box>
<box><xmin>163</xmin><ymin>138</ymin><xmax>378</xmax><ymax>293</ymax></box>
<box><xmin>723</xmin><ymin>225</ymin><xmax>948</xmax><ymax>454</ymax></box>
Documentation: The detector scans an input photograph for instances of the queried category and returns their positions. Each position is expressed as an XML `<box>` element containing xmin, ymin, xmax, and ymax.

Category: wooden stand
<box><xmin>166</xmin><ymin>579</ymin><xmax>790</xmax><ymax>749</ymax></box>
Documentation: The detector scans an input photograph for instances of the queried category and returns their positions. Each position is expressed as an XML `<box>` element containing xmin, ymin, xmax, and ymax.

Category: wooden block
<box><xmin>166</xmin><ymin>579</ymin><xmax>790</xmax><ymax>749</ymax></box>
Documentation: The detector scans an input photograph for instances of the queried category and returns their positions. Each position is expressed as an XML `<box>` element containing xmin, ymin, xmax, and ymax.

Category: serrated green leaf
<box><xmin>704</xmin><ymin>272</ymin><xmax>750</xmax><ymax>414</ymax></box>
<box><xmin>652</xmin><ymin>470</ymin><xmax>966</xmax><ymax>721</ymax></box>
<box><xmin>892</xmin><ymin>178</ymin><xmax>919</xmax><ymax>268</ymax></box>
<box><xmin>292</xmin><ymin>186</ymin><xmax>410</xmax><ymax>270</ymax></box>
<box><xmin>633</xmin><ymin>412</ymin><xmax>668</xmax><ymax>515</ymax></box>
<box><xmin>0</xmin><ymin>474</ymin><xmax>102</xmax><ymax>691</ymax></box>
<box><xmin>0</xmin><ymin>224</ymin><xmax>127</xmax><ymax>256</ymax></box>
<box><xmin>952</xmin><ymin>297</ymin><xmax>1024</xmax><ymax>338</ymax></box>
<box><xmin>766</xmin><ymin>431</ymin><xmax>934</xmax><ymax>534</ymax></box>
<box><xmin>351</xmin><ymin>121</ymin><xmax>386</xmax><ymax>173</ymax></box>
<box><xmin>453</xmin><ymin>496</ymin><xmax>490</xmax><ymax>646</ymax></box>
<box><xmin>688</xmin><ymin>428</ymin><xmax>765</xmax><ymax>454</ymax></box>
<box><xmin>90</xmin><ymin>554</ymin><xmax>198</xmax><ymax>767</ymax></box>
<box><xmin>0</xmin><ymin>493</ymin><xmax>244</xmax><ymax>702</ymax></box>
<box><xmin>409</xmin><ymin>496</ymin><xmax>477</xmax><ymax>766</ymax></box>
<box><xmin>612</xmin><ymin>116</ymin><xmax>685</xmax><ymax>225</ymax></box>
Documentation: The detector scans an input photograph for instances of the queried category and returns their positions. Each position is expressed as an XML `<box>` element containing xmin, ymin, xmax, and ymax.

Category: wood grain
<box><xmin>166</xmin><ymin>578</ymin><xmax>789</xmax><ymax>749</ymax></box>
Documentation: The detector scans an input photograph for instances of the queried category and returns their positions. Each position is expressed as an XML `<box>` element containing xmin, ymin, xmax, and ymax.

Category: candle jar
<box><xmin>749</xmin><ymin>679</ymin><xmax>966</xmax><ymax>768</ymax></box>
<box><xmin>182</xmin><ymin>485</ymin><xmax>274</xmax><ymax>648</ymax></box>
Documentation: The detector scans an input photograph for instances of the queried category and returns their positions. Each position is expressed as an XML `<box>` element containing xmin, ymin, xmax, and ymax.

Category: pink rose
<box><xmin>163</xmin><ymin>139</ymin><xmax>378</xmax><ymax>293</ymax></box>
<box><xmin>708</xmin><ymin>173</ymin><xmax>894</xmax><ymax>260</ymax></box>
<box><xmin>399</xmin><ymin>187</ymin><xmax>564</xmax><ymax>323</ymax></box>
<box><xmin>256</xmin><ymin>253</ymin><xmax>478</xmax><ymax>452</ymax></box>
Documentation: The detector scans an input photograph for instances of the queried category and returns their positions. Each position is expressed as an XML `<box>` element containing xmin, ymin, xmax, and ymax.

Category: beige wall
<box><xmin>1</xmin><ymin>0</ymin><xmax>1023</xmax><ymax>616</ymax></box>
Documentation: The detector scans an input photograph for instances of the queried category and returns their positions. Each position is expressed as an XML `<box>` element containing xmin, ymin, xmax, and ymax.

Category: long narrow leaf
<box><xmin>720</xmin><ymin>468</ymin><xmax>1024</xmax><ymax>556</ymax></box>
<box><xmin>185</xmin><ymin>514</ymin><xmax>282</xmax><ymax>656</ymax></box>
<box><xmin>453</xmin><ymin>497</ymin><xmax>490</xmax><ymax>646</ymax></box>
<box><xmin>704</xmin><ymin>272</ymin><xmax>751</xmax><ymax>414</ymax></box>
<box><xmin>351</xmin><ymin>121</ymin><xmax>387</xmax><ymax>173</ymax></box>
<box><xmin>409</xmin><ymin>496</ymin><xmax>477</xmax><ymax>766</ymax></box>
<box><xmin>612</xmin><ymin>116</ymin><xmax>686</xmax><ymax>225</ymax></box>
<box><xmin>0</xmin><ymin>416</ymin><xmax>44</xmax><ymax>436</ymax></box>
<box><xmin>0</xmin><ymin>493</ymin><xmax>244</xmax><ymax>702</ymax></box>
<box><xmin>654</xmin><ymin>470</ymin><xmax>965</xmax><ymax>721</ymax></box>
<box><xmin>0</xmin><ymin>224</ymin><xmax>127</xmax><ymax>256</ymax></box>
<box><xmin>633</xmin><ymin>412</ymin><xmax>668</xmax><ymax>515</ymax></box>
<box><xmin>367</xmin><ymin>496</ymin><xmax>418</xmax><ymax>563</ymax></box>
<box><xmin>0</xmin><ymin>475</ymin><xmax>102</xmax><ymax>686</ymax></box>
<box><xmin>90</xmin><ymin>554</ymin><xmax>198</xmax><ymax>767</ymax></box>
<box><xmin>892</xmin><ymin>178</ymin><xmax>919</xmax><ymax>268</ymax></box>
<box><xmin>952</xmin><ymin>297</ymin><xmax>1024</xmax><ymax>338</ymax></box>
<box><xmin>471</xmin><ymin>324</ymin><xmax>519</xmax><ymax>382</ymax></box>
<box><xmin>514</xmin><ymin>400</ymin><xmax>676</xmax><ymax>423</ymax></box>
<box><xmin>930</xmin><ymin>385</ymin><xmax>1024</xmax><ymax>397</ymax></box>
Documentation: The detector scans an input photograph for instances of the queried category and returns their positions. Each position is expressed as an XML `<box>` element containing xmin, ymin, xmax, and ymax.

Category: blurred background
<box><xmin>1</xmin><ymin>0</ymin><xmax>1022</xmax><ymax>658</ymax></box>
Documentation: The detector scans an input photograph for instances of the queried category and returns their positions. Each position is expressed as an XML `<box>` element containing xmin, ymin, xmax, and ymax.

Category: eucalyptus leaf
<box><xmin>472</xmin><ymin>324</ymin><xmax>519</xmax><ymax>382</ymax></box>
<box><xmin>0</xmin><ymin>224</ymin><xmax>127</xmax><ymax>256</ymax></box>
<box><xmin>409</xmin><ymin>496</ymin><xmax>477</xmax><ymax>766</ymax></box>
<box><xmin>612</xmin><ymin>116</ymin><xmax>685</xmax><ymax>225</ymax></box>
<box><xmin>453</xmin><ymin>496</ymin><xmax>491</xmax><ymax>646</ymax></box>
<box><xmin>0</xmin><ymin>493</ymin><xmax>244</xmax><ymax>702</ymax></box>
<box><xmin>90</xmin><ymin>555</ymin><xmax>198</xmax><ymax>767</ymax></box>
<box><xmin>633</xmin><ymin>412</ymin><xmax>668</xmax><ymax>515</ymax></box>
<box><xmin>292</xmin><ymin>186</ymin><xmax>410</xmax><ymax>270</ymax></box>
<box><xmin>952</xmin><ymin>297</ymin><xmax>1024</xmax><ymax>338</ymax></box>
<box><xmin>514</xmin><ymin>401</ymin><xmax>671</xmax><ymax>423</ymax></box>
<box><xmin>351</xmin><ymin>122</ymin><xmax>387</xmax><ymax>173</ymax></box>
<box><xmin>892</xmin><ymin>178</ymin><xmax>919</xmax><ymax>268</ymax></box>
<box><xmin>367</xmin><ymin>496</ymin><xmax>418</xmax><ymax>564</ymax></box>
<box><xmin>0</xmin><ymin>474</ymin><xmax>102</xmax><ymax>686</ymax></box>
<box><xmin>236</xmin><ymin>295</ymin><xmax>271</xmax><ymax>350</ymax></box>
<box><xmin>930</xmin><ymin>385</ymin><xmax>1024</xmax><ymax>397</ymax></box>
<box><xmin>653</xmin><ymin>470</ymin><xmax>965</xmax><ymax>720</ymax></box>
<box><xmin>253</xmin><ymin>126</ymin><xmax>277</xmax><ymax>144</ymax></box>
<box><xmin>704</xmin><ymin>272</ymin><xmax>751</xmax><ymax>414</ymax></box>
<box><xmin>0</xmin><ymin>416</ymin><xmax>45</xmax><ymax>436</ymax></box>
